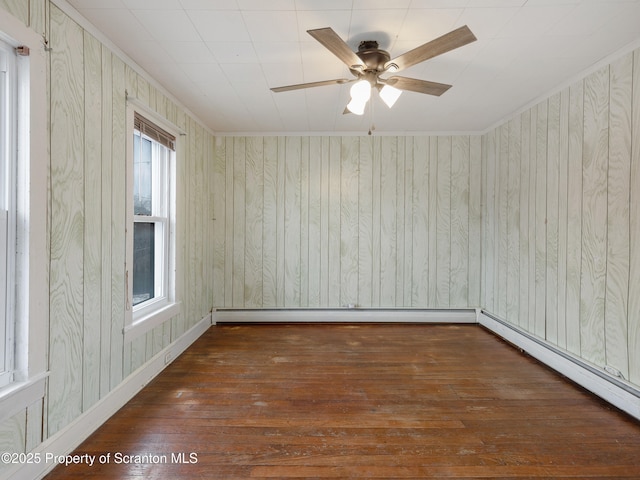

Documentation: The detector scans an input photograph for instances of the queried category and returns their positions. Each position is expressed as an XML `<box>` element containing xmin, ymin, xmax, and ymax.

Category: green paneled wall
<box><xmin>481</xmin><ymin>49</ymin><xmax>640</xmax><ymax>387</ymax></box>
<box><xmin>213</xmin><ymin>135</ymin><xmax>483</xmax><ymax>309</ymax></box>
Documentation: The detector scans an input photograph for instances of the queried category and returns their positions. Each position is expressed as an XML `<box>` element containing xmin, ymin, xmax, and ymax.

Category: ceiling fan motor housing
<box><xmin>355</xmin><ymin>40</ymin><xmax>391</xmax><ymax>72</ymax></box>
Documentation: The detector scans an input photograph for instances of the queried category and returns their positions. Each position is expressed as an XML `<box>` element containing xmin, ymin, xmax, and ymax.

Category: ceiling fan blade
<box><xmin>271</xmin><ymin>78</ymin><xmax>352</xmax><ymax>93</ymax></box>
<box><xmin>384</xmin><ymin>76</ymin><xmax>452</xmax><ymax>96</ymax></box>
<box><xmin>386</xmin><ymin>25</ymin><xmax>476</xmax><ymax>72</ymax></box>
<box><xmin>307</xmin><ymin>27</ymin><xmax>365</xmax><ymax>70</ymax></box>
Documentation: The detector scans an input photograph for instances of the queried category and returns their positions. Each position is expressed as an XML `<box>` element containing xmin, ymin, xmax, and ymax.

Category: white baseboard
<box><xmin>478</xmin><ymin>311</ymin><xmax>640</xmax><ymax>421</ymax></box>
<box><xmin>213</xmin><ymin>308</ymin><xmax>478</xmax><ymax>324</ymax></box>
<box><xmin>4</xmin><ymin>314</ymin><xmax>212</xmax><ymax>480</ymax></box>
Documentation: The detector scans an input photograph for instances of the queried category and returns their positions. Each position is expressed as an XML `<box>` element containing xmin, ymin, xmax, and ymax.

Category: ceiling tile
<box><xmin>179</xmin><ymin>0</ymin><xmax>239</xmax><ymax>9</ymax></box>
<box><xmin>188</xmin><ymin>10</ymin><xmax>251</xmax><ymax>42</ymax></box>
<box><xmin>295</xmin><ymin>0</ymin><xmax>353</xmax><ymax>10</ymax></box>
<box><xmin>70</xmin><ymin>0</ymin><xmax>127</xmax><ymax>8</ymax></box>
<box><xmin>353</xmin><ymin>0</ymin><xmax>411</xmax><ymax>8</ymax></box>
<box><xmin>130</xmin><ymin>9</ymin><xmax>201</xmax><ymax>42</ymax></box>
<box><xmin>161</xmin><ymin>41</ymin><xmax>217</xmax><ymax>63</ymax></box>
<box><xmin>295</xmin><ymin>10</ymin><xmax>353</xmax><ymax>37</ymax></box>
<box><xmin>74</xmin><ymin>8</ymin><xmax>148</xmax><ymax>44</ymax></box>
<box><xmin>206</xmin><ymin>42</ymin><xmax>258</xmax><ymax>63</ymax></box>
<box><xmin>395</xmin><ymin>9</ymin><xmax>463</xmax><ymax>42</ymax></box>
<box><xmin>243</xmin><ymin>11</ymin><xmax>300</xmax><ymax>42</ymax></box>
<box><xmin>237</xmin><ymin>0</ymin><xmax>295</xmax><ymax>10</ymax></box>
<box><xmin>123</xmin><ymin>0</ymin><xmax>181</xmax><ymax>8</ymax></box>
<box><xmin>455</xmin><ymin>7</ymin><xmax>519</xmax><ymax>40</ymax></box>
<box><xmin>496</xmin><ymin>5</ymin><xmax>575</xmax><ymax>37</ymax></box>
<box><xmin>254</xmin><ymin>42</ymin><xmax>301</xmax><ymax>63</ymax></box>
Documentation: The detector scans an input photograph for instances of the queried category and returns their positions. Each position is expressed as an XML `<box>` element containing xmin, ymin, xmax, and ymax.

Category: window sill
<box><xmin>0</xmin><ymin>372</ymin><xmax>48</xmax><ymax>424</ymax></box>
<box><xmin>123</xmin><ymin>301</ymin><xmax>181</xmax><ymax>344</ymax></box>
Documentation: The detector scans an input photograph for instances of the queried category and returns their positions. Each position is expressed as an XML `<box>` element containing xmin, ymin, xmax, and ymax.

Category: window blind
<box><xmin>134</xmin><ymin>112</ymin><xmax>176</xmax><ymax>151</ymax></box>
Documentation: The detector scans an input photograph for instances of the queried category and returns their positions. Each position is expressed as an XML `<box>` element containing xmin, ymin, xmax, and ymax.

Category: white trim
<box><xmin>0</xmin><ymin>371</ymin><xmax>47</xmax><ymax>425</ymax></box>
<box><xmin>2</xmin><ymin>314</ymin><xmax>212</xmax><ymax>480</ymax></box>
<box><xmin>0</xmin><ymin>0</ymin><xmax>49</xmax><ymax>391</ymax></box>
<box><xmin>124</xmin><ymin>301</ymin><xmax>181</xmax><ymax>344</ymax></box>
<box><xmin>213</xmin><ymin>308</ymin><xmax>478</xmax><ymax>324</ymax></box>
<box><xmin>478</xmin><ymin>311</ymin><xmax>640</xmax><ymax>421</ymax></box>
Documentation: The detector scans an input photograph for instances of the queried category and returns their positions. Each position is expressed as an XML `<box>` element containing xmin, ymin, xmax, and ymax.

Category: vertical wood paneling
<box><xmin>224</xmin><ymin>137</ymin><xmax>235</xmax><ymax>306</ymax></box>
<box><xmin>284</xmin><ymin>137</ymin><xmax>301</xmax><ymax>306</ymax></box>
<box><xmin>546</xmin><ymin>93</ymin><xmax>560</xmax><ymax>344</ymax></box>
<box><xmin>412</xmin><ymin>137</ymin><xmax>429</xmax><ymax>306</ymax></box>
<box><xmin>110</xmin><ymin>54</ymin><xmax>126</xmax><ymax>389</ymax></box>
<box><xmin>99</xmin><ymin>46</ymin><xmax>113</xmax><ymax>398</ymax></box>
<box><xmin>534</xmin><ymin>101</ymin><xmax>548</xmax><ymax>338</ymax></box>
<box><xmin>518</xmin><ymin>111</ymin><xmax>531</xmax><ymax>328</ymax></box>
<box><xmin>605</xmin><ymin>53</ymin><xmax>632</xmax><ymax>378</ymax></box>
<box><xmin>468</xmin><ymin>136</ymin><xmax>482</xmax><ymax>307</ymax></box>
<box><xmin>451</xmin><ymin>136</ymin><xmax>469</xmax><ymax>308</ymax></box>
<box><xmin>580</xmin><ymin>66</ymin><xmax>609</xmax><ymax>366</ymax></box>
<box><xmin>482</xmin><ymin>131</ymin><xmax>496</xmax><ymax>311</ymax></box>
<box><xmin>0</xmin><ymin>411</ymin><xmax>25</xmax><ymax>456</ymax></box>
<box><xmin>262</xmin><ymin>137</ymin><xmax>278</xmax><ymax>307</ymax></box>
<box><xmin>214</xmin><ymin>134</ymin><xmax>481</xmax><ymax>312</ymax></box>
<box><xmin>506</xmin><ymin>118</ymin><xmax>520</xmax><ymax>323</ymax></box>
<box><xmin>358</xmin><ymin>137</ymin><xmax>373</xmax><ymax>307</ymax></box>
<box><xmin>82</xmin><ymin>31</ymin><xmax>102</xmax><ymax>411</ymax></box>
<box><xmin>566</xmin><ymin>82</ymin><xmax>584</xmax><ymax>355</ymax></box>
<box><xmin>213</xmin><ymin>137</ymin><xmax>226</xmax><ymax>308</ymax></box>
<box><xmin>629</xmin><ymin>48</ymin><xmax>640</xmax><ymax>385</ymax></box>
<box><xmin>527</xmin><ymin>107</ymin><xmax>538</xmax><ymax>333</ymax></box>
<box><xmin>395</xmin><ymin>138</ymin><xmax>406</xmax><ymax>306</ymax></box>
<box><xmin>319</xmin><ymin>137</ymin><xmax>331</xmax><ymax>306</ymax></box>
<box><xmin>402</xmin><ymin>138</ymin><xmax>414</xmax><ymax>307</ymax></box>
<box><xmin>308</xmin><ymin>137</ymin><xmax>322</xmax><ymax>307</ymax></box>
<box><xmin>244</xmin><ymin>137</ymin><xmax>263</xmax><ymax>307</ymax></box>
<box><xmin>48</xmin><ymin>5</ymin><xmax>85</xmax><ymax>434</ymax></box>
<box><xmin>428</xmin><ymin>138</ymin><xmax>439</xmax><ymax>306</ymax></box>
<box><xmin>327</xmin><ymin>137</ymin><xmax>341</xmax><ymax>306</ymax></box>
<box><xmin>300</xmin><ymin>137</ymin><xmax>310</xmax><ymax>306</ymax></box>
<box><xmin>232</xmin><ymin>137</ymin><xmax>246</xmax><ymax>307</ymax></box>
<box><xmin>497</xmin><ymin>126</ymin><xmax>509</xmax><ymax>318</ymax></box>
<box><xmin>341</xmin><ymin>137</ymin><xmax>359</xmax><ymax>306</ymax></box>
<box><xmin>436</xmin><ymin>136</ymin><xmax>451</xmax><ymax>308</ymax></box>
<box><xmin>0</xmin><ymin>0</ymin><xmax>27</xmax><ymax>24</ymax></box>
<box><xmin>212</xmin><ymin>137</ymin><xmax>226</xmax><ymax>305</ymax></box>
<box><xmin>557</xmin><ymin>89</ymin><xmax>570</xmax><ymax>349</ymax></box>
<box><xmin>379</xmin><ymin>137</ymin><xmax>397</xmax><ymax>306</ymax></box>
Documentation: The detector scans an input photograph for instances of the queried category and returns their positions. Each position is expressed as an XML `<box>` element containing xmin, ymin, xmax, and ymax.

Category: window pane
<box><xmin>133</xmin><ymin>222</ymin><xmax>154</xmax><ymax>306</ymax></box>
<box><xmin>133</xmin><ymin>133</ymin><xmax>152</xmax><ymax>216</ymax></box>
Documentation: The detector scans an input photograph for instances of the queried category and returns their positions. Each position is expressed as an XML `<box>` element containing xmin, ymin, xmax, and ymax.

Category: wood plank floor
<box><xmin>44</xmin><ymin>323</ymin><xmax>640</xmax><ymax>479</ymax></box>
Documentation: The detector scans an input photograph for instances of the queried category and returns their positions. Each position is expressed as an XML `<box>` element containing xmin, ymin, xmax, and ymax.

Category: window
<box><xmin>0</xmin><ymin>12</ymin><xmax>48</xmax><ymax>420</ymax></box>
<box><xmin>125</xmin><ymin>108</ymin><xmax>179</xmax><ymax>341</ymax></box>
<box><xmin>0</xmin><ymin>39</ymin><xmax>17</xmax><ymax>389</ymax></box>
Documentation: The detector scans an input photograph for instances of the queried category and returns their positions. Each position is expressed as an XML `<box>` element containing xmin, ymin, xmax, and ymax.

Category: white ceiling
<box><xmin>64</xmin><ymin>0</ymin><xmax>640</xmax><ymax>135</ymax></box>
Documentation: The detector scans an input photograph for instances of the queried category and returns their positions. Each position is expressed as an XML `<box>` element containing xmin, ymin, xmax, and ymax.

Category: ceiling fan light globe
<box><xmin>379</xmin><ymin>84</ymin><xmax>402</xmax><ymax>108</ymax></box>
<box><xmin>350</xmin><ymin>79</ymin><xmax>372</xmax><ymax>103</ymax></box>
<box><xmin>347</xmin><ymin>98</ymin><xmax>367</xmax><ymax>115</ymax></box>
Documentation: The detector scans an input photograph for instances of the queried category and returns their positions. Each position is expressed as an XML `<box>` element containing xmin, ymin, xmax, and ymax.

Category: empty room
<box><xmin>1</xmin><ymin>0</ymin><xmax>640</xmax><ymax>478</ymax></box>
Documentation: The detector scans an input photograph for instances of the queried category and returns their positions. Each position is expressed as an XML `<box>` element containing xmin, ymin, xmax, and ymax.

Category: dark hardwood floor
<box><xmin>44</xmin><ymin>323</ymin><xmax>640</xmax><ymax>479</ymax></box>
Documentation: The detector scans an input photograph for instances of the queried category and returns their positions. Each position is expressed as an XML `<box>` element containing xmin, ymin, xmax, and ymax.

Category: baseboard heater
<box><xmin>478</xmin><ymin>310</ymin><xmax>640</xmax><ymax>421</ymax></box>
<box><xmin>213</xmin><ymin>308</ymin><xmax>478</xmax><ymax>324</ymax></box>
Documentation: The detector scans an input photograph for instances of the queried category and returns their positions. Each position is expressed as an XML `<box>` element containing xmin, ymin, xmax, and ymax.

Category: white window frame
<box><xmin>0</xmin><ymin>39</ymin><xmax>17</xmax><ymax>389</ymax></box>
<box><xmin>0</xmin><ymin>13</ymin><xmax>48</xmax><ymax>422</ymax></box>
<box><xmin>124</xmin><ymin>102</ymin><xmax>180</xmax><ymax>343</ymax></box>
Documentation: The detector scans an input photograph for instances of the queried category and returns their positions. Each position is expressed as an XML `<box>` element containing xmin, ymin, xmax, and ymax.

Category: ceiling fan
<box><xmin>271</xmin><ymin>25</ymin><xmax>477</xmax><ymax>115</ymax></box>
